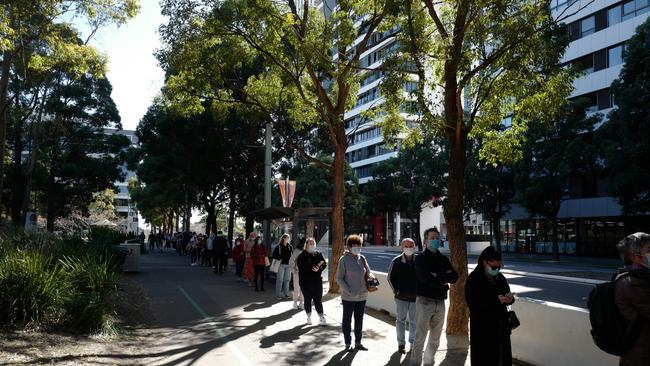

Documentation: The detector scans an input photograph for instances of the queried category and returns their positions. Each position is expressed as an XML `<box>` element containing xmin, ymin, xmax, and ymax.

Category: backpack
<box><xmin>587</xmin><ymin>271</ymin><xmax>639</xmax><ymax>356</ymax></box>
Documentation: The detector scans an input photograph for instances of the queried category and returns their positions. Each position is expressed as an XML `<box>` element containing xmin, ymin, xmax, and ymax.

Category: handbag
<box><xmin>507</xmin><ymin>306</ymin><xmax>520</xmax><ymax>330</ymax></box>
<box><xmin>269</xmin><ymin>259</ymin><xmax>281</xmax><ymax>273</ymax></box>
<box><xmin>361</xmin><ymin>256</ymin><xmax>380</xmax><ymax>292</ymax></box>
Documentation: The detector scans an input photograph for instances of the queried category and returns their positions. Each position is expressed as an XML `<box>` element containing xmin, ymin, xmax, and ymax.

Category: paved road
<box><xmin>319</xmin><ymin>247</ymin><xmax>611</xmax><ymax>309</ymax></box>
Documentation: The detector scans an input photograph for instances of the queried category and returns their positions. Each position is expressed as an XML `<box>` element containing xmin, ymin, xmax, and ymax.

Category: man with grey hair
<box><xmin>388</xmin><ymin>238</ymin><xmax>418</xmax><ymax>354</ymax></box>
<box><xmin>615</xmin><ymin>232</ymin><xmax>650</xmax><ymax>366</ymax></box>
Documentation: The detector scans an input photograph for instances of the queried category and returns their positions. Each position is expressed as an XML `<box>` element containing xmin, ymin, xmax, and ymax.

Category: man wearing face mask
<box><xmin>410</xmin><ymin>227</ymin><xmax>458</xmax><ymax>366</ymax></box>
<box><xmin>615</xmin><ymin>232</ymin><xmax>650</xmax><ymax>366</ymax></box>
<box><xmin>388</xmin><ymin>238</ymin><xmax>418</xmax><ymax>354</ymax></box>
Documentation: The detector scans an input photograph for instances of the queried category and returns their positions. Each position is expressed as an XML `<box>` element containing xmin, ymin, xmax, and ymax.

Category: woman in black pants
<box><xmin>297</xmin><ymin>237</ymin><xmax>327</xmax><ymax>326</ymax></box>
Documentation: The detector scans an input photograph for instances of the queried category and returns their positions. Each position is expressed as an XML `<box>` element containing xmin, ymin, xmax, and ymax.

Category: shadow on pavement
<box><xmin>382</xmin><ymin>350</ymin><xmax>411</xmax><ymax>366</ymax></box>
<box><xmin>322</xmin><ymin>349</ymin><xmax>358</xmax><ymax>366</ymax></box>
<box><xmin>439</xmin><ymin>334</ymin><xmax>469</xmax><ymax>366</ymax></box>
<box><xmin>259</xmin><ymin>323</ymin><xmax>311</xmax><ymax>348</ymax></box>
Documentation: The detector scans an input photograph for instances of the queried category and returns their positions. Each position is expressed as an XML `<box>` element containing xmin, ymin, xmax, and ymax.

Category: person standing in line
<box><xmin>213</xmin><ymin>231</ymin><xmax>230</xmax><ymax>274</ymax></box>
<box><xmin>139</xmin><ymin>231</ymin><xmax>145</xmax><ymax>246</ymax></box>
<box><xmin>297</xmin><ymin>237</ymin><xmax>327</xmax><ymax>325</ymax></box>
<box><xmin>615</xmin><ymin>232</ymin><xmax>650</xmax><ymax>366</ymax></box>
<box><xmin>289</xmin><ymin>237</ymin><xmax>306</xmax><ymax>309</ymax></box>
<box><xmin>410</xmin><ymin>227</ymin><xmax>458</xmax><ymax>366</ymax></box>
<box><xmin>336</xmin><ymin>234</ymin><xmax>373</xmax><ymax>351</ymax></box>
<box><xmin>243</xmin><ymin>232</ymin><xmax>256</xmax><ymax>286</ymax></box>
<box><xmin>273</xmin><ymin>234</ymin><xmax>293</xmax><ymax>300</ymax></box>
<box><xmin>251</xmin><ymin>236</ymin><xmax>268</xmax><ymax>291</ymax></box>
<box><xmin>388</xmin><ymin>238</ymin><xmax>418</xmax><ymax>354</ymax></box>
<box><xmin>189</xmin><ymin>233</ymin><xmax>199</xmax><ymax>266</ymax></box>
<box><xmin>148</xmin><ymin>232</ymin><xmax>155</xmax><ymax>253</ymax></box>
<box><xmin>232</xmin><ymin>238</ymin><xmax>245</xmax><ymax>280</ymax></box>
<box><xmin>205</xmin><ymin>232</ymin><xmax>215</xmax><ymax>267</ymax></box>
<box><xmin>465</xmin><ymin>246</ymin><xmax>514</xmax><ymax>366</ymax></box>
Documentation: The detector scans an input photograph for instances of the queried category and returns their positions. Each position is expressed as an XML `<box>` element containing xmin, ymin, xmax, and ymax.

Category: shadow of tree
<box><xmin>259</xmin><ymin>324</ymin><xmax>310</xmax><ymax>348</ymax></box>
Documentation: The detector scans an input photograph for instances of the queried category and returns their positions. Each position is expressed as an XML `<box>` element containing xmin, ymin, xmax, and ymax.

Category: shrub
<box><xmin>60</xmin><ymin>255</ymin><xmax>119</xmax><ymax>333</ymax></box>
<box><xmin>0</xmin><ymin>250</ymin><xmax>69</xmax><ymax>328</ymax></box>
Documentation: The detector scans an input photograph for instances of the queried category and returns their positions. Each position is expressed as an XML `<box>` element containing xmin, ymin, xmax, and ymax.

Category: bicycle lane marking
<box><xmin>178</xmin><ymin>285</ymin><xmax>253</xmax><ymax>366</ymax></box>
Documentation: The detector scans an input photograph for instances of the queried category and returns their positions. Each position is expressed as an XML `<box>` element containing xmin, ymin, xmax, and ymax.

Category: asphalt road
<box><xmin>319</xmin><ymin>248</ymin><xmax>600</xmax><ymax>309</ymax></box>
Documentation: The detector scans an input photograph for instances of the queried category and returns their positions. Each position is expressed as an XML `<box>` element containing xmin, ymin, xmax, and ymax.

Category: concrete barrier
<box><xmin>511</xmin><ymin>297</ymin><xmax>617</xmax><ymax>366</ymax></box>
<box><xmin>438</xmin><ymin>241</ymin><xmax>491</xmax><ymax>256</ymax></box>
<box><xmin>365</xmin><ymin>272</ymin><xmax>618</xmax><ymax>366</ymax></box>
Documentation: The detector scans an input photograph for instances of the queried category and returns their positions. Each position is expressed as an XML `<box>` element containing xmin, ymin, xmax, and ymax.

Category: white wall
<box><xmin>366</xmin><ymin>272</ymin><xmax>619</xmax><ymax>366</ymax></box>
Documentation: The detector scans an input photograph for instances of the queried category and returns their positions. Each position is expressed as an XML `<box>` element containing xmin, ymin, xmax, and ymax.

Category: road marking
<box><xmin>178</xmin><ymin>285</ymin><xmax>253</xmax><ymax>366</ymax></box>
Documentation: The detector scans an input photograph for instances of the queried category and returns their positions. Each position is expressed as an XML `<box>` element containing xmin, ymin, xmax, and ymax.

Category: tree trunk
<box><xmin>46</xmin><ymin>176</ymin><xmax>56</xmax><ymax>232</ymax></box>
<box><xmin>0</xmin><ymin>50</ymin><xmax>13</xmax><ymax>208</ymax></box>
<box><xmin>20</xmin><ymin>146</ymin><xmax>37</xmax><ymax>227</ymax></box>
<box><xmin>11</xmin><ymin>111</ymin><xmax>25</xmax><ymax>226</ymax></box>
<box><xmin>551</xmin><ymin>215</ymin><xmax>559</xmax><ymax>261</ymax></box>
<box><xmin>175</xmin><ymin>211</ymin><xmax>180</xmax><ymax>232</ymax></box>
<box><xmin>494</xmin><ymin>216</ymin><xmax>502</xmax><ymax>253</ymax></box>
<box><xmin>228</xmin><ymin>195</ymin><xmax>236</xmax><ymax>244</ymax></box>
<box><xmin>328</xmin><ymin>142</ymin><xmax>346</xmax><ymax>294</ymax></box>
<box><xmin>205</xmin><ymin>203</ymin><xmax>215</xmax><ymax>235</ymax></box>
<box><xmin>444</xmin><ymin>126</ymin><xmax>469</xmax><ymax>336</ymax></box>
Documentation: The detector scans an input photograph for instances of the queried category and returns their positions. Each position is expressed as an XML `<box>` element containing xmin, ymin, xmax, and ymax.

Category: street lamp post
<box><xmin>264</xmin><ymin>122</ymin><xmax>272</xmax><ymax>251</ymax></box>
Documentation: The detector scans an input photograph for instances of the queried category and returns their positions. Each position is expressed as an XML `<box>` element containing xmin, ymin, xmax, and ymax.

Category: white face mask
<box><xmin>306</xmin><ymin>244</ymin><xmax>316</xmax><ymax>253</ymax></box>
<box><xmin>403</xmin><ymin>247</ymin><xmax>416</xmax><ymax>256</ymax></box>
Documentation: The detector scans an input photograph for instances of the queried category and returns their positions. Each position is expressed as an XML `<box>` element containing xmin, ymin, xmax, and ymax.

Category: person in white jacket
<box><xmin>289</xmin><ymin>237</ymin><xmax>306</xmax><ymax>309</ymax></box>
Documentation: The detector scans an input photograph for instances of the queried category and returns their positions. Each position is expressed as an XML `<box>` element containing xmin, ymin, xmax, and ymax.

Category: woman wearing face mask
<box><xmin>251</xmin><ymin>236</ymin><xmax>269</xmax><ymax>292</ymax></box>
<box><xmin>272</xmin><ymin>233</ymin><xmax>293</xmax><ymax>300</ymax></box>
<box><xmin>336</xmin><ymin>234</ymin><xmax>374</xmax><ymax>351</ymax></box>
<box><xmin>296</xmin><ymin>237</ymin><xmax>327</xmax><ymax>325</ymax></box>
<box><xmin>465</xmin><ymin>246</ymin><xmax>514</xmax><ymax>366</ymax></box>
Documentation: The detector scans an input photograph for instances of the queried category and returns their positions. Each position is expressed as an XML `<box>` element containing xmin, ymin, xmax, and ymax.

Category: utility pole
<box><xmin>264</xmin><ymin>122</ymin><xmax>272</xmax><ymax>251</ymax></box>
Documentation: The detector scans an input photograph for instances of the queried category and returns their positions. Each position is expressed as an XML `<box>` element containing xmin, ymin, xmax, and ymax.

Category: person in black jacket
<box><xmin>388</xmin><ymin>238</ymin><xmax>418</xmax><ymax>354</ymax></box>
<box><xmin>465</xmin><ymin>246</ymin><xmax>514</xmax><ymax>366</ymax></box>
<box><xmin>213</xmin><ymin>231</ymin><xmax>230</xmax><ymax>274</ymax></box>
<box><xmin>410</xmin><ymin>227</ymin><xmax>458</xmax><ymax>366</ymax></box>
<box><xmin>297</xmin><ymin>237</ymin><xmax>327</xmax><ymax>326</ymax></box>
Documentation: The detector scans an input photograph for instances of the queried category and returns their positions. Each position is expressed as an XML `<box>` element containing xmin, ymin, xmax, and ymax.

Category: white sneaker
<box><xmin>319</xmin><ymin>315</ymin><xmax>327</xmax><ymax>326</ymax></box>
<box><xmin>306</xmin><ymin>314</ymin><xmax>312</xmax><ymax>325</ymax></box>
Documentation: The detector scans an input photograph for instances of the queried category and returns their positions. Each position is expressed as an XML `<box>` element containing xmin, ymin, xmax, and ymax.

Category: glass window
<box><xmin>608</xmin><ymin>45</ymin><xmax>623</xmax><ymax>66</ymax></box>
<box><xmin>595</xmin><ymin>10</ymin><xmax>608</xmax><ymax>31</ymax></box>
<box><xmin>594</xmin><ymin>49</ymin><xmax>607</xmax><ymax>71</ymax></box>
<box><xmin>636</xmin><ymin>0</ymin><xmax>649</xmax><ymax>11</ymax></box>
<box><xmin>568</xmin><ymin>21</ymin><xmax>581</xmax><ymax>40</ymax></box>
<box><xmin>623</xmin><ymin>1</ymin><xmax>636</xmax><ymax>20</ymax></box>
<box><xmin>609</xmin><ymin>5</ymin><xmax>622</xmax><ymax>25</ymax></box>
<box><xmin>597</xmin><ymin>89</ymin><xmax>612</xmax><ymax>110</ymax></box>
<box><xmin>581</xmin><ymin>16</ymin><xmax>595</xmax><ymax>36</ymax></box>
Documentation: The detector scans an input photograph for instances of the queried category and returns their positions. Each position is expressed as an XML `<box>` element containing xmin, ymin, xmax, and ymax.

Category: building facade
<box><xmin>500</xmin><ymin>0</ymin><xmax>650</xmax><ymax>257</ymax></box>
<box><xmin>104</xmin><ymin>128</ymin><xmax>141</xmax><ymax>234</ymax></box>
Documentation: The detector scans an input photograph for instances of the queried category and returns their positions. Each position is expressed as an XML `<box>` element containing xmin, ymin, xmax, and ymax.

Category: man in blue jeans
<box><xmin>388</xmin><ymin>238</ymin><xmax>418</xmax><ymax>354</ymax></box>
<box><xmin>410</xmin><ymin>227</ymin><xmax>458</xmax><ymax>366</ymax></box>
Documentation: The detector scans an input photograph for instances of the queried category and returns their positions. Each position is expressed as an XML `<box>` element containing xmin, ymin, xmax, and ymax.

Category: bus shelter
<box><xmin>250</xmin><ymin>207</ymin><xmax>332</xmax><ymax>248</ymax></box>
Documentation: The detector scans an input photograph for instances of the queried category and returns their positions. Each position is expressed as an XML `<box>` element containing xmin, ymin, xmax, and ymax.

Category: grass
<box><xmin>0</xmin><ymin>227</ymin><xmax>134</xmax><ymax>335</ymax></box>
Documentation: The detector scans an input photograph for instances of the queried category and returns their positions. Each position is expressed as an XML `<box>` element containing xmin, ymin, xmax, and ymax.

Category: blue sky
<box><xmin>90</xmin><ymin>1</ymin><xmax>166</xmax><ymax>131</ymax></box>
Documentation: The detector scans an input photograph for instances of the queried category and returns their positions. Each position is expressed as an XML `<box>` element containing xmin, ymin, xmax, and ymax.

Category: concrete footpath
<box><xmin>128</xmin><ymin>251</ymin><xmax>472</xmax><ymax>366</ymax></box>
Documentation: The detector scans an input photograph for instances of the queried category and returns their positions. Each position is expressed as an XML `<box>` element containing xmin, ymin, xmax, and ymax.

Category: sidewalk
<box><xmin>128</xmin><ymin>251</ymin><xmax>472</xmax><ymax>366</ymax></box>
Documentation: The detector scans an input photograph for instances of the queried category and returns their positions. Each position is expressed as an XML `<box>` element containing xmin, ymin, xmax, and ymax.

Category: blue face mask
<box><xmin>350</xmin><ymin>247</ymin><xmax>361</xmax><ymax>255</ymax></box>
<box><xmin>487</xmin><ymin>267</ymin><xmax>500</xmax><ymax>277</ymax></box>
<box><xmin>427</xmin><ymin>239</ymin><xmax>440</xmax><ymax>251</ymax></box>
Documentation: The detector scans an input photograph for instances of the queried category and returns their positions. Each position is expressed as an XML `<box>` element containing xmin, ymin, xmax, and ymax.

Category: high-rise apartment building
<box><xmin>502</xmin><ymin>0</ymin><xmax>650</xmax><ymax>257</ymax></box>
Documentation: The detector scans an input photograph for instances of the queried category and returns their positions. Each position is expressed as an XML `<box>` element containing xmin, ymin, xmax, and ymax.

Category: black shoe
<box><xmin>344</xmin><ymin>344</ymin><xmax>353</xmax><ymax>352</ymax></box>
<box><xmin>355</xmin><ymin>344</ymin><xmax>368</xmax><ymax>351</ymax></box>
<box><xmin>398</xmin><ymin>345</ymin><xmax>405</xmax><ymax>354</ymax></box>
